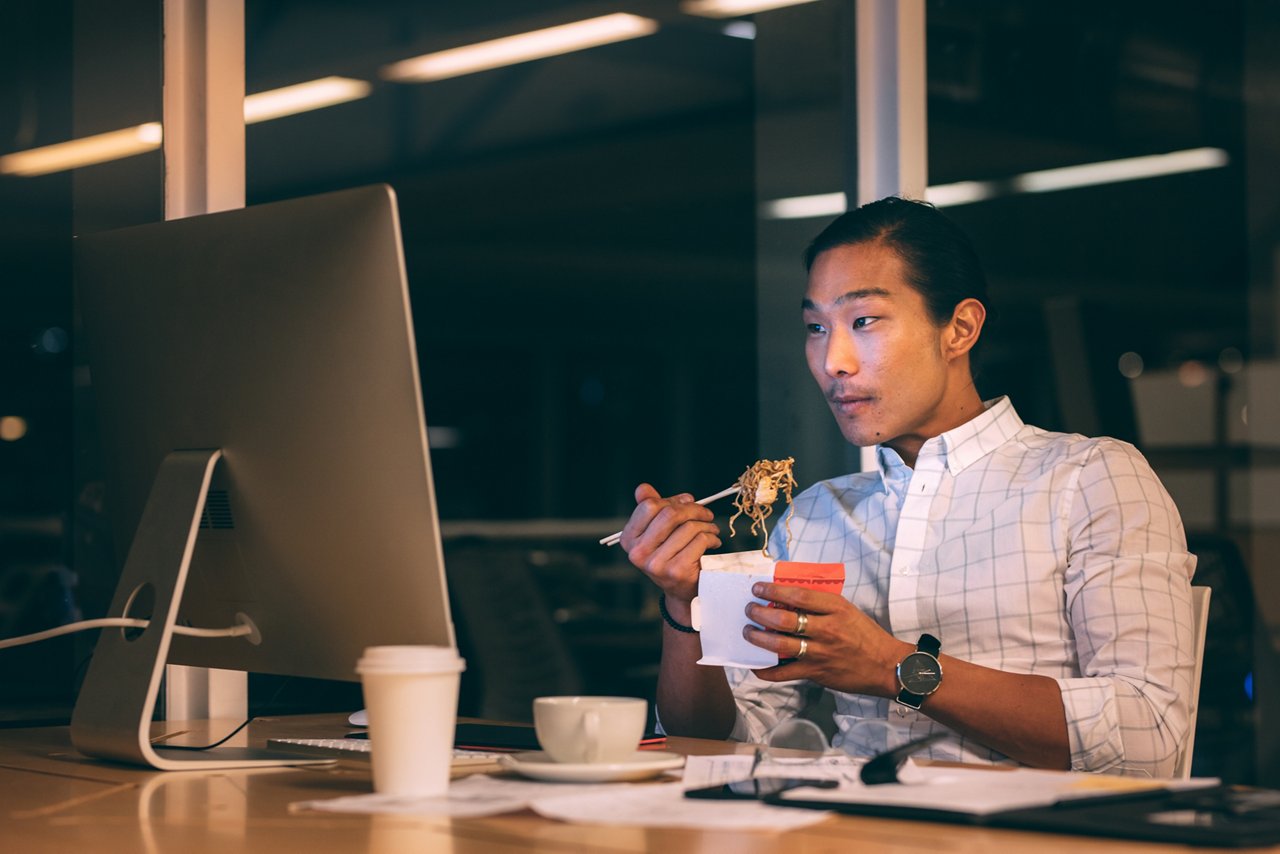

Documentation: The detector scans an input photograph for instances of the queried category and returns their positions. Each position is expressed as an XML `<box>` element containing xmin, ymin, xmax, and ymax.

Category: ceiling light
<box><xmin>681</xmin><ymin>0</ymin><xmax>821</xmax><ymax>18</ymax></box>
<box><xmin>760</xmin><ymin>191</ymin><xmax>845</xmax><ymax>220</ymax></box>
<box><xmin>1014</xmin><ymin>147</ymin><xmax>1229</xmax><ymax>194</ymax></box>
<box><xmin>244</xmin><ymin>76</ymin><xmax>373</xmax><ymax>124</ymax></box>
<box><xmin>0</xmin><ymin>123</ymin><xmax>162</xmax><ymax>177</ymax></box>
<box><xmin>925</xmin><ymin>180</ymin><xmax>997</xmax><ymax>207</ymax></box>
<box><xmin>381</xmin><ymin>13</ymin><xmax>659</xmax><ymax>83</ymax></box>
<box><xmin>761</xmin><ymin>147</ymin><xmax>1230</xmax><ymax>219</ymax></box>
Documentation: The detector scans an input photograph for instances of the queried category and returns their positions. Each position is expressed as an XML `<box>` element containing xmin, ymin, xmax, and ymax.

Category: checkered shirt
<box><xmin>725</xmin><ymin>396</ymin><xmax>1196</xmax><ymax>777</ymax></box>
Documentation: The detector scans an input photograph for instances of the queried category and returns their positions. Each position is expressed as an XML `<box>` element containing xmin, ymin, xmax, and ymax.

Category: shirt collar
<box><xmin>873</xmin><ymin>396</ymin><xmax>1023</xmax><ymax>486</ymax></box>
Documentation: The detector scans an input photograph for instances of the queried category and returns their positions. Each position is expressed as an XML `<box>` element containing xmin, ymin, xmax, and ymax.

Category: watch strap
<box><xmin>895</xmin><ymin>685</ymin><xmax>927</xmax><ymax>710</ymax></box>
<box><xmin>917</xmin><ymin>633</ymin><xmax>940</xmax><ymax>656</ymax></box>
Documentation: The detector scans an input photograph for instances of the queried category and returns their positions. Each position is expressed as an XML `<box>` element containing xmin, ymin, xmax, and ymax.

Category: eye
<box><xmin>852</xmin><ymin>316</ymin><xmax>878</xmax><ymax>329</ymax></box>
<box><xmin>805</xmin><ymin>322</ymin><xmax>827</xmax><ymax>335</ymax></box>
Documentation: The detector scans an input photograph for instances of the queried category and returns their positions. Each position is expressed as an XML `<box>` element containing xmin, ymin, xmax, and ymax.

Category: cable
<box><xmin>156</xmin><ymin>717</ymin><xmax>254</xmax><ymax>752</ymax></box>
<box><xmin>0</xmin><ymin>617</ymin><xmax>253</xmax><ymax>650</ymax></box>
<box><xmin>155</xmin><ymin>674</ymin><xmax>294</xmax><ymax>752</ymax></box>
<box><xmin>3</xmin><ymin>616</ymin><xmax>272</xmax><ymax>754</ymax></box>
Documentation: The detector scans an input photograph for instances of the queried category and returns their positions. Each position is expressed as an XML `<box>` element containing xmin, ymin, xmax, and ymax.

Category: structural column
<box><xmin>162</xmin><ymin>0</ymin><xmax>248</xmax><ymax>722</ymax></box>
<box><xmin>854</xmin><ymin>0</ymin><xmax>926</xmax><ymax>473</ymax></box>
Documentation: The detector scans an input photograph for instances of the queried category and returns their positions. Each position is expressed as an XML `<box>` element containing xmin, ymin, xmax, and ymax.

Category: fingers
<box><xmin>748</xmin><ymin>582</ymin><xmax>845</xmax><ymax>619</ymax></box>
<box><xmin>744</xmin><ymin>601</ymin><xmax>812</xmax><ymax>636</ymax></box>
<box><xmin>622</xmin><ymin>484</ymin><xmax>709</xmax><ymax>549</ymax></box>
<box><xmin>621</xmin><ymin>483</ymin><xmax>721</xmax><ymax>602</ymax></box>
<box><xmin>633</xmin><ymin>482</ymin><xmax>661</xmax><ymax>504</ymax></box>
<box><xmin>744</xmin><ymin>595</ymin><xmax>906</xmax><ymax>693</ymax></box>
<box><xmin>743</xmin><ymin>624</ymin><xmax>808</xmax><ymax>659</ymax></box>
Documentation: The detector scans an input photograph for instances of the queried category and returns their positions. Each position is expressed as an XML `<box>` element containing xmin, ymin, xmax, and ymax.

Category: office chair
<box><xmin>444</xmin><ymin>540</ymin><xmax>583</xmax><ymax>722</ymax></box>
<box><xmin>1185</xmin><ymin>533</ymin><xmax>1257</xmax><ymax>783</ymax></box>
<box><xmin>1173</xmin><ymin>586</ymin><xmax>1212</xmax><ymax>780</ymax></box>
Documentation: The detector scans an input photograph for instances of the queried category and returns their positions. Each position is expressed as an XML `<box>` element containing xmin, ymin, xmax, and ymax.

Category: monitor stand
<box><xmin>70</xmin><ymin>449</ymin><xmax>330</xmax><ymax>770</ymax></box>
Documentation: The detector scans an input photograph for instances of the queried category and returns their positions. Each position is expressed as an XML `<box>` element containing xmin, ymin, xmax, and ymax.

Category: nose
<box><xmin>823</xmin><ymin>328</ymin><xmax>859</xmax><ymax>377</ymax></box>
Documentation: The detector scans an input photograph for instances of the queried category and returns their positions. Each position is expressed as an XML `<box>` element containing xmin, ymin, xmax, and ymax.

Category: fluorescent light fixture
<box><xmin>682</xmin><ymin>0</ymin><xmax>821</xmax><ymax>18</ymax></box>
<box><xmin>0</xmin><ymin>122</ymin><xmax>162</xmax><ymax>177</ymax></box>
<box><xmin>925</xmin><ymin>180</ymin><xmax>998</xmax><ymax>207</ymax></box>
<box><xmin>1014</xmin><ymin>147</ymin><xmax>1229</xmax><ymax>194</ymax></box>
<box><xmin>244</xmin><ymin>76</ymin><xmax>373</xmax><ymax>124</ymax></box>
<box><xmin>381</xmin><ymin>13</ymin><xmax>659</xmax><ymax>83</ymax></box>
<box><xmin>761</xmin><ymin>147</ymin><xmax>1230</xmax><ymax>219</ymax></box>
<box><xmin>761</xmin><ymin>191</ymin><xmax>846</xmax><ymax>220</ymax></box>
<box><xmin>0</xmin><ymin>76</ymin><xmax>373</xmax><ymax>177</ymax></box>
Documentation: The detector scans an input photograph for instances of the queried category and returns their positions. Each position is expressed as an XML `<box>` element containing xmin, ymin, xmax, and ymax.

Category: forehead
<box><xmin>803</xmin><ymin>241</ymin><xmax>923</xmax><ymax>310</ymax></box>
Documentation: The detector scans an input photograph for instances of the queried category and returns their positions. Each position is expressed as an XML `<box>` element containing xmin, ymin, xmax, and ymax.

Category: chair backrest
<box><xmin>444</xmin><ymin>541</ymin><xmax>583</xmax><ymax>722</ymax></box>
<box><xmin>1173</xmin><ymin>585</ymin><xmax>1212</xmax><ymax>779</ymax></box>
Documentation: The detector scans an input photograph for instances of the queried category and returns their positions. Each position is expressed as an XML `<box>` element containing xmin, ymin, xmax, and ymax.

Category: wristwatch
<box><xmin>895</xmin><ymin>633</ymin><xmax>942</xmax><ymax>710</ymax></box>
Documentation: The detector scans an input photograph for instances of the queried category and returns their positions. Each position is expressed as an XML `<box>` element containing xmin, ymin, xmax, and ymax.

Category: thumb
<box><xmin>634</xmin><ymin>482</ymin><xmax>661</xmax><ymax>503</ymax></box>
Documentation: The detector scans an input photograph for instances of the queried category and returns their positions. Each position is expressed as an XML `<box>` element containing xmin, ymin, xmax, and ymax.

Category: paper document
<box><xmin>774</xmin><ymin>763</ymin><xmax>1220</xmax><ymax>816</ymax></box>
<box><xmin>681</xmin><ymin>752</ymin><xmax>865</xmax><ymax>789</ymax></box>
<box><xmin>530</xmin><ymin>780</ymin><xmax>832</xmax><ymax>831</ymax></box>
<box><xmin>293</xmin><ymin>772</ymin><xmax>832</xmax><ymax>831</ymax></box>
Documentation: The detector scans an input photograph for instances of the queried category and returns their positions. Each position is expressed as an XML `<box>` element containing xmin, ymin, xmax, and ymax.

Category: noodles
<box><xmin>727</xmin><ymin>457</ymin><xmax>797</xmax><ymax>557</ymax></box>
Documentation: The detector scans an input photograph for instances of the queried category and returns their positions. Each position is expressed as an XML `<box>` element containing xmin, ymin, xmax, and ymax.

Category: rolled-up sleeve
<box><xmin>1057</xmin><ymin>439</ymin><xmax>1196</xmax><ymax>777</ymax></box>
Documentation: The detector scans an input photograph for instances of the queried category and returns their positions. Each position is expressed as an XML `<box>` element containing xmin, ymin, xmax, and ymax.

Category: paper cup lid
<box><xmin>356</xmin><ymin>645</ymin><xmax>466</xmax><ymax>675</ymax></box>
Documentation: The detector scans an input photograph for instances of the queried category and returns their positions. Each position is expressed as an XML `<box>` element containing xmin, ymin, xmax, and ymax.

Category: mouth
<box><xmin>829</xmin><ymin>393</ymin><xmax>874</xmax><ymax>415</ymax></box>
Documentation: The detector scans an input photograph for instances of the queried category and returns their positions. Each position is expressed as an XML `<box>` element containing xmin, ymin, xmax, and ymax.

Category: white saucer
<box><xmin>497</xmin><ymin>750</ymin><xmax>684</xmax><ymax>782</ymax></box>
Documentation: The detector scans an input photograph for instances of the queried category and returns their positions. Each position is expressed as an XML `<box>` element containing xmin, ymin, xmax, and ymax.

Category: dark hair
<box><xmin>803</xmin><ymin>196</ymin><xmax>988</xmax><ymax>326</ymax></box>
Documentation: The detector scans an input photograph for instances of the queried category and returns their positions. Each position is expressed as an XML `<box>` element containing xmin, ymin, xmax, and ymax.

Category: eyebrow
<box><xmin>801</xmin><ymin>287</ymin><xmax>892</xmax><ymax>311</ymax></box>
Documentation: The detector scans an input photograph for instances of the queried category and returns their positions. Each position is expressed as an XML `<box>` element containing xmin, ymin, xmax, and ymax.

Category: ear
<box><xmin>942</xmin><ymin>298</ymin><xmax>986</xmax><ymax>361</ymax></box>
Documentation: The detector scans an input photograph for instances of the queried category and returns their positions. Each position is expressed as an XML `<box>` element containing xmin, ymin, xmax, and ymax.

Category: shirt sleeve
<box><xmin>1056</xmin><ymin>439</ymin><xmax>1196</xmax><ymax>777</ymax></box>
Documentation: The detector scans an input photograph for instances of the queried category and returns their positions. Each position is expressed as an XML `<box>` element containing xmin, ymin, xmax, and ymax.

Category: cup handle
<box><xmin>584</xmin><ymin>710</ymin><xmax>600</xmax><ymax>764</ymax></box>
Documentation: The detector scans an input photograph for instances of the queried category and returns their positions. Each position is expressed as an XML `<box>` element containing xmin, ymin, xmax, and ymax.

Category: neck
<box><xmin>885</xmin><ymin>376</ymin><xmax>985</xmax><ymax>469</ymax></box>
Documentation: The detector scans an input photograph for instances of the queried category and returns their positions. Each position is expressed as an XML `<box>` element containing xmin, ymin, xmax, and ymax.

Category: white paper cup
<box><xmin>356</xmin><ymin>645</ymin><xmax>466</xmax><ymax>797</ymax></box>
<box><xmin>533</xmin><ymin>696</ymin><xmax>646</xmax><ymax>764</ymax></box>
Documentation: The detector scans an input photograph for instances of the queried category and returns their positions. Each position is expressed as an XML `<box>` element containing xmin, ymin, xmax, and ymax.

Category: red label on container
<box><xmin>773</xmin><ymin>561</ymin><xmax>845</xmax><ymax>593</ymax></box>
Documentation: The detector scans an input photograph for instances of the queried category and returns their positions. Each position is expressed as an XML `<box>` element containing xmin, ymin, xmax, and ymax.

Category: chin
<box><xmin>836</xmin><ymin>423</ymin><xmax>881</xmax><ymax>448</ymax></box>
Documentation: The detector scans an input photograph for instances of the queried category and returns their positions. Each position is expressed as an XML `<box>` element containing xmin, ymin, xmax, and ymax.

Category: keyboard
<box><xmin>266</xmin><ymin>737</ymin><xmax>506</xmax><ymax>768</ymax></box>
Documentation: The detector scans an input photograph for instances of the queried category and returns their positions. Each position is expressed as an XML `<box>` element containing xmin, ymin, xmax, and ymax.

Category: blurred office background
<box><xmin>1</xmin><ymin>0</ymin><xmax>1276</xmax><ymax>784</ymax></box>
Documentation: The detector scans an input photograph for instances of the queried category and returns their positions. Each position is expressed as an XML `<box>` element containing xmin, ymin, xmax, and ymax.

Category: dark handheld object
<box><xmin>859</xmin><ymin>731</ymin><xmax>949</xmax><ymax>785</ymax></box>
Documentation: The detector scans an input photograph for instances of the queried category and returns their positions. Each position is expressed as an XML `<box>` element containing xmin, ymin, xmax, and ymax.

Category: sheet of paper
<box><xmin>774</xmin><ymin>763</ymin><xmax>1221</xmax><ymax>816</ymax></box>
<box><xmin>293</xmin><ymin>772</ymin><xmax>833</xmax><ymax>831</ymax></box>
<box><xmin>529</xmin><ymin>781</ymin><xmax>833</xmax><ymax>831</ymax></box>
<box><xmin>681</xmin><ymin>753</ymin><xmax>866</xmax><ymax>790</ymax></box>
<box><xmin>290</xmin><ymin>774</ymin><xmax>632</xmax><ymax>818</ymax></box>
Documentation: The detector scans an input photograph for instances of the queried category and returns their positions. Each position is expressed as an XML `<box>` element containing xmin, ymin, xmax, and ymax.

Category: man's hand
<box><xmin>743</xmin><ymin>581</ymin><xmax>1071</xmax><ymax>769</ymax></box>
<box><xmin>623</xmin><ymin>484</ymin><xmax>736</xmax><ymax>740</ymax></box>
<box><xmin>743</xmin><ymin>582</ymin><xmax>911</xmax><ymax>696</ymax></box>
<box><xmin>619</xmin><ymin>483</ymin><xmax>722</xmax><ymax>605</ymax></box>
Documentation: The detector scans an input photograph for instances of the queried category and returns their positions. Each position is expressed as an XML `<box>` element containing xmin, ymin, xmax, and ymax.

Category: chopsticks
<box><xmin>599</xmin><ymin>485</ymin><xmax>741</xmax><ymax>546</ymax></box>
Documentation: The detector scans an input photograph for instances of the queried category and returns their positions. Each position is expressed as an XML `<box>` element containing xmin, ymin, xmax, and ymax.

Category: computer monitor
<box><xmin>71</xmin><ymin>184</ymin><xmax>456</xmax><ymax>769</ymax></box>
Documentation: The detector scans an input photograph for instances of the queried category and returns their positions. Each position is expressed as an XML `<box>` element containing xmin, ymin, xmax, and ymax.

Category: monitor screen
<box><xmin>72</xmin><ymin>185</ymin><xmax>455</xmax><ymax>768</ymax></box>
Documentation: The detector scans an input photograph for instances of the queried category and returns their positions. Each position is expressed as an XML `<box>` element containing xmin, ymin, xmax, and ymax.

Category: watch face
<box><xmin>898</xmin><ymin>652</ymin><xmax>942</xmax><ymax>695</ymax></box>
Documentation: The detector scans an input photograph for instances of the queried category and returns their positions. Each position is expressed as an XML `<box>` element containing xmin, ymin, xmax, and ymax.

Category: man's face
<box><xmin>803</xmin><ymin>240</ymin><xmax>956</xmax><ymax>458</ymax></box>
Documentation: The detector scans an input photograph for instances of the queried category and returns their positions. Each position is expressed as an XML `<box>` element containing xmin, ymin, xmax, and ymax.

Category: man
<box><xmin>620</xmin><ymin>196</ymin><xmax>1195</xmax><ymax>777</ymax></box>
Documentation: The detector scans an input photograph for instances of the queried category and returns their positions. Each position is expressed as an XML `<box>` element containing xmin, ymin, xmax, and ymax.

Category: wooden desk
<box><xmin>0</xmin><ymin>714</ymin><xmax>1268</xmax><ymax>853</ymax></box>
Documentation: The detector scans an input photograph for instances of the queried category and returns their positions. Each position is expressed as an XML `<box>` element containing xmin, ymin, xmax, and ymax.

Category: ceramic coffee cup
<box><xmin>532</xmin><ymin>696</ymin><xmax>647</xmax><ymax>764</ymax></box>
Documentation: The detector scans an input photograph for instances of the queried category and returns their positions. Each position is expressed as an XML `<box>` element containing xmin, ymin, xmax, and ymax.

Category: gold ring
<box><xmin>796</xmin><ymin>638</ymin><xmax>808</xmax><ymax>659</ymax></box>
<box><xmin>794</xmin><ymin>611</ymin><xmax>808</xmax><ymax>636</ymax></box>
